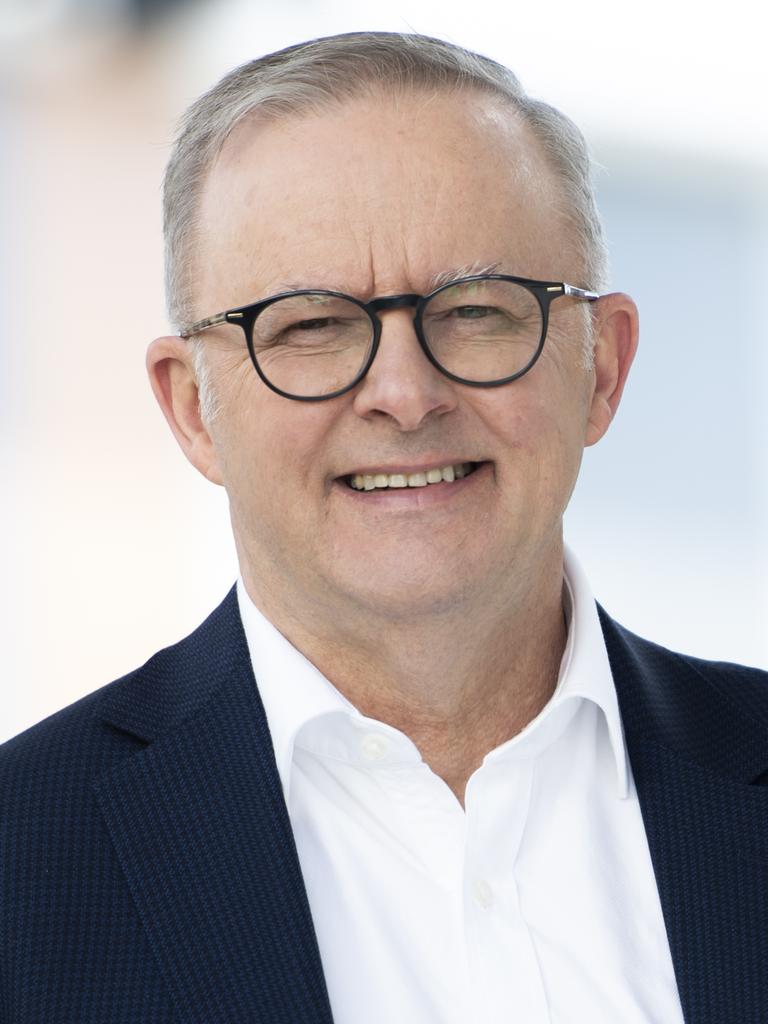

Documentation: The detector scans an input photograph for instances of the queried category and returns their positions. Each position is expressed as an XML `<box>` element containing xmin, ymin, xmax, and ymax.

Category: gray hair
<box><xmin>165</xmin><ymin>32</ymin><xmax>608</xmax><ymax>413</ymax></box>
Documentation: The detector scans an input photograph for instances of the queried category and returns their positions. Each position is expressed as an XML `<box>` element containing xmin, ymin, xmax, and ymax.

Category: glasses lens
<box><xmin>251</xmin><ymin>293</ymin><xmax>373</xmax><ymax>397</ymax></box>
<box><xmin>423</xmin><ymin>279</ymin><xmax>543</xmax><ymax>383</ymax></box>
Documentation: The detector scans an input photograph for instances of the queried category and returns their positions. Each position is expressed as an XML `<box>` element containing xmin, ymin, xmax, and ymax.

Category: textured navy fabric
<box><xmin>1</xmin><ymin>589</ymin><xmax>333</xmax><ymax>1024</ymax></box>
<box><xmin>599</xmin><ymin>609</ymin><xmax>768</xmax><ymax>1024</ymax></box>
<box><xmin>1</xmin><ymin>588</ymin><xmax>766</xmax><ymax>1023</ymax></box>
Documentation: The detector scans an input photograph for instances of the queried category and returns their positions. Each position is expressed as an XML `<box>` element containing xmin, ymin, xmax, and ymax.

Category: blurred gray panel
<box><xmin>566</xmin><ymin>150</ymin><xmax>767</xmax><ymax>665</ymax></box>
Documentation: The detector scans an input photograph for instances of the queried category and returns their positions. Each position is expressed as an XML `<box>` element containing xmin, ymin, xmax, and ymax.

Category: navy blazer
<box><xmin>2</xmin><ymin>587</ymin><xmax>767</xmax><ymax>1023</ymax></box>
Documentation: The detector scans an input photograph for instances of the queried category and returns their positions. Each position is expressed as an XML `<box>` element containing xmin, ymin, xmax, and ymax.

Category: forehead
<box><xmin>194</xmin><ymin>89</ymin><xmax>575</xmax><ymax>309</ymax></box>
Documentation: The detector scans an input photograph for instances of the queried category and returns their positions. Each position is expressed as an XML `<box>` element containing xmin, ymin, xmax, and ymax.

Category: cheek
<box><xmin>474</xmin><ymin>386</ymin><xmax>560</xmax><ymax>452</ymax></box>
<box><xmin>222</xmin><ymin>393</ymin><xmax>335</xmax><ymax>508</ymax></box>
<box><xmin>475</xmin><ymin>381</ymin><xmax>588</xmax><ymax>494</ymax></box>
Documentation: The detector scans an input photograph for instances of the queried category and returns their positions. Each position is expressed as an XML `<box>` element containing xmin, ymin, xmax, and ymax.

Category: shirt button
<box><xmin>360</xmin><ymin>733</ymin><xmax>389</xmax><ymax>762</ymax></box>
<box><xmin>473</xmin><ymin>879</ymin><xmax>494</xmax><ymax>908</ymax></box>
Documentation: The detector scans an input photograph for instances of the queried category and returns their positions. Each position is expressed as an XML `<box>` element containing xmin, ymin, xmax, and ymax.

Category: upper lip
<box><xmin>337</xmin><ymin>458</ymin><xmax>483</xmax><ymax>478</ymax></box>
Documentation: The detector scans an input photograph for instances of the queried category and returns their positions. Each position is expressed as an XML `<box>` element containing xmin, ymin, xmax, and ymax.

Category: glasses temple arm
<box><xmin>563</xmin><ymin>284</ymin><xmax>600</xmax><ymax>301</ymax></box>
<box><xmin>178</xmin><ymin>312</ymin><xmax>230</xmax><ymax>338</ymax></box>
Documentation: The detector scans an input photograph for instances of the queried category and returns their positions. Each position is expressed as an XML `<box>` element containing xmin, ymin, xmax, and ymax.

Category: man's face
<box><xmin>190</xmin><ymin>90</ymin><xmax>602</xmax><ymax>627</ymax></box>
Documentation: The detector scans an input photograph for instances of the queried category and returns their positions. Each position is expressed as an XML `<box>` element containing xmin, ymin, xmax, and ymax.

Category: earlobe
<box><xmin>585</xmin><ymin>293</ymin><xmax>639</xmax><ymax>447</ymax></box>
<box><xmin>146</xmin><ymin>336</ymin><xmax>224</xmax><ymax>485</ymax></box>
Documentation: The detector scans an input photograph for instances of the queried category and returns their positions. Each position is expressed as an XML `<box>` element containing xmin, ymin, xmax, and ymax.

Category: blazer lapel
<box><xmin>599</xmin><ymin>608</ymin><xmax>768</xmax><ymax>1024</ymax></box>
<box><xmin>92</xmin><ymin>588</ymin><xmax>334</xmax><ymax>1024</ymax></box>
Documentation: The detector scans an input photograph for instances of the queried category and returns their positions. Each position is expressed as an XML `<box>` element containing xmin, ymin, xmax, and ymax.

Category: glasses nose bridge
<box><xmin>367</xmin><ymin>292</ymin><xmax>421</xmax><ymax>316</ymax></box>
<box><xmin>366</xmin><ymin>290</ymin><xmax>423</xmax><ymax>339</ymax></box>
<box><xmin>364</xmin><ymin>292</ymin><xmax>429</xmax><ymax>367</ymax></box>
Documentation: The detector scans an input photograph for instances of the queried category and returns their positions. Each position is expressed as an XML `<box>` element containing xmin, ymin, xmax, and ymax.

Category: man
<box><xmin>1</xmin><ymin>31</ymin><xmax>766</xmax><ymax>1024</ymax></box>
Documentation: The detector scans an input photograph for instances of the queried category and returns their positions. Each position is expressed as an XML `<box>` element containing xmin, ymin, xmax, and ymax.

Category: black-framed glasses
<box><xmin>180</xmin><ymin>274</ymin><xmax>600</xmax><ymax>402</ymax></box>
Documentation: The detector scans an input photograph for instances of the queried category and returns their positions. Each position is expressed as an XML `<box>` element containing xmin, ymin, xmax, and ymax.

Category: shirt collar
<box><xmin>236</xmin><ymin>581</ymin><xmax>353</xmax><ymax>801</ymax></box>
<box><xmin>558</xmin><ymin>546</ymin><xmax>630</xmax><ymax>797</ymax></box>
<box><xmin>237</xmin><ymin>544</ymin><xmax>629</xmax><ymax>802</ymax></box>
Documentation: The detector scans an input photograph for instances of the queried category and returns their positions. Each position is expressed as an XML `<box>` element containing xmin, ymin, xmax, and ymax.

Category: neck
<box><xmin>241</xmin><ymin>544</ymin><xmax>568</xmax><ymax>806</ymax></box>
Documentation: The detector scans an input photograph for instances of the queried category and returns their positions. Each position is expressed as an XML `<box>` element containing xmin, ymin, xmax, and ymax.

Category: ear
<box><xmin>585</xmin><ymin>292</ymin><xmax>639</xmax><ymax>447</ymax></box>
<box><xmin>146</xmin><ymin>336</ymin><xmax>224</xmax><ymax>485</ymax></box>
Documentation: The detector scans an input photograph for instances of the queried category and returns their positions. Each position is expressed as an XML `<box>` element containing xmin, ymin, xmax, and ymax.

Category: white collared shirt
<box><xmin>237</xmin><ymin>548</ymin><xmax>684</xmax><ymax>1024</ymax></box>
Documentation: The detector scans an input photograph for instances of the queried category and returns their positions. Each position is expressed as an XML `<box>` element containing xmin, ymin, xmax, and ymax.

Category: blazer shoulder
<box><xmin>598</xmin><ymin>604</ymin><xmax>768</xmax><ymax>726</ymax></box>
<box><xmin>664</xmin><ymin>645</ymin><xmax>768</xmax><ymax>725</ymax></box>
<box><xmin>0</xmin><ymin>667</ymin><xmax>148</xmax><ymax>822</ymax></box>
<box><xmin>0</xmin><ymin>586</ymin><xmax>242</xmax><ymax>812</ymax></box>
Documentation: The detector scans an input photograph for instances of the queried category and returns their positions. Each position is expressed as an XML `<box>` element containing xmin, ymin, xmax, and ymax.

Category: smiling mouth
<box><xmin>344</xmin><ymin>461</ymin><xmax>482</xmax><ymax>491</ymax></box>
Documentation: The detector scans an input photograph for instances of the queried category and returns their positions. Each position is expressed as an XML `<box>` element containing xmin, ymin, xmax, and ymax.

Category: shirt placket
<box><xmin>464</xmin><ymin>759</ymin><xmax>551</xmax><ymax>1024</ymax></box>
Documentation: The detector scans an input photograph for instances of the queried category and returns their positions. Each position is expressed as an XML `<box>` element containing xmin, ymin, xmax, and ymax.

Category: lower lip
<box><xmin>332</xmin><ymin>462</ymin><xmax>491</xmax><ymax>509</ymax></box>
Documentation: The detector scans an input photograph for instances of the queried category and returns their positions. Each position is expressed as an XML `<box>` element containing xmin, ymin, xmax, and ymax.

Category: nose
<box><xmin>351</xmin><ymin>308</ymin><xmax>458</xmax><ymax>430</ymax></box>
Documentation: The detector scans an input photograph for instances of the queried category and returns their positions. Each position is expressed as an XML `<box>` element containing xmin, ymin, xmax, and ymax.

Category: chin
<box><xmin>329</xmin><ymin>562</ymin><xmax>483</xmax><ymax>623</ymax></box>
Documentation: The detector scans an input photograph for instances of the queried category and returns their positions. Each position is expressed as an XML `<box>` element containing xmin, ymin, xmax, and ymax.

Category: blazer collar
<box><xmin>599</xmin><ymin>607</ymin><xmax>768</xmax><ymax>1024</ymax></box>
<box><xmin>598</xmin><ymin>606</ymin><xmax>768</xmax><ymax>783</ymax></box>
<box><xmin>93</xmin><ymin>587</ymin><xmax>334</xmax><ymax>1024</ymax></box>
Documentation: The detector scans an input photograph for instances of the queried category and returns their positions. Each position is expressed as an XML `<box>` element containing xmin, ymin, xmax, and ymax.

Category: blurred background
<box><xmin>2</xmin><ymin>0</ymin><xmax>766</xmax><ymax>742</ymax></box>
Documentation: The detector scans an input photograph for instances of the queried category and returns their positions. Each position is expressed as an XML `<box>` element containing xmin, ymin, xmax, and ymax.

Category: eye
<box><xmin>266</xmin><ymin>316</ymin><xmax>347</xmax><ymax>348</ymax></box>
<box><xmin>450</xmin><ymin>305</ymin><xmax>497</xmax><ymax>319</ymax></box>
<box><xmin>291</xmin><ymin>317</ymin><xmax>337</xmax><ymax>331</ymax></box>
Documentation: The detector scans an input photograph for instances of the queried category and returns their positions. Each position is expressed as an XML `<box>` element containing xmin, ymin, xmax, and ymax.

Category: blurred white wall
<box><xmin>2</xmin><ymin>0</ymin><xmax>766</xmax><ymax>743</ymax></box>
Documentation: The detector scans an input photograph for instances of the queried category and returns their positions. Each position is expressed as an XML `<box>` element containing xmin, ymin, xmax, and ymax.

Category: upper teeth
<box><xmin>349</xmin><ymin>462</ymin><xmax>474</xmax><ymax>491</ymax></box>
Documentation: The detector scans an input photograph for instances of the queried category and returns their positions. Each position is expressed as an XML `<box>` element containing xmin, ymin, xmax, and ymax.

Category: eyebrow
<box><xmin>426</xmin><ymin>261</ymin><xmax>502</xmax><ymax>291</ymax></box>
<box><xmin>276</xmin><ymin>281</ymin><xmax>346</xmax><ymax>294</ymax></box>
<box><xmin>277</xmin><ymin>261</ymin><xmax>504</xmax><ymax>298</ymax></box>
